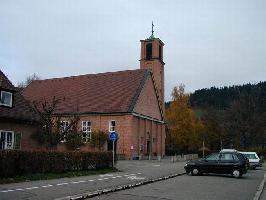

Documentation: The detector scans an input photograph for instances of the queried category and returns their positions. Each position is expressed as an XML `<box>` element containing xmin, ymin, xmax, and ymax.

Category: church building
<box><xmin>22</xmin><ymin>33</ymin><xmax>166</xmax><ymax>159</ymax></box>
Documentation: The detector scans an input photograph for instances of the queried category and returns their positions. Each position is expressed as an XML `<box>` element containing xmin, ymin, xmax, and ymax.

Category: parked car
<box><xmin>240</xmin><ymin>152</ymin><xmax>262</xmax><ymax>169</ymax></box>
<box><xmin>184</xmin><ymin>152</ymin><xmax>249</xmax><ymax>178</ymax></box>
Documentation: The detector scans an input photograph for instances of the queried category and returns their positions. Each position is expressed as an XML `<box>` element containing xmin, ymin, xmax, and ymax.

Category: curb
<box><xmin>57</xmin><ymin>172</ymin><xmax>186</xmax><ymax>200</ymax></box>
<box><xmin>253</xmin><ymin>171</ymin><xmax>266</xmax><ymax>200</ymax></box>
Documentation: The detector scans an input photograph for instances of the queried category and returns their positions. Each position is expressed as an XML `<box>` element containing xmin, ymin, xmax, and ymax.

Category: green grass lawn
<box><xmin>0</xmin><ymin>168</ymin><xmax>118</xmax><ymax>184</ymax></box>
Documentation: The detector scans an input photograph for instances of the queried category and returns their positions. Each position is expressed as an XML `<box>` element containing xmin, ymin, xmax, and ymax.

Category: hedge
<box><xmin>0</xmin><ymin>150</ymin><xmax>113</xmax><ymax>177</ymax></box>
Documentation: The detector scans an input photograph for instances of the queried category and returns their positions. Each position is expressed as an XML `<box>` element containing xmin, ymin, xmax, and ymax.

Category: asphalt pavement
<box><xmin>90</xmin><ymin>166</ymin><xmax>266</xmax><ymax>200</ymax></box>
<box><xmin>0</xmin><ymin>159</ymin><xmax>186</xmax><ymax>200</ymax></box>
<box><xmin>0</xmin><ymin>160</ymin><xmax>265</xmax><ymax>200</ymax></box>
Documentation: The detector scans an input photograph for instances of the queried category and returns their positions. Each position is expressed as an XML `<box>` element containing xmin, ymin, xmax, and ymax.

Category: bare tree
<box><xmin>18</xmin><ymin>73</ymin><xmax>40</xmax><ymax>89</ymax></box>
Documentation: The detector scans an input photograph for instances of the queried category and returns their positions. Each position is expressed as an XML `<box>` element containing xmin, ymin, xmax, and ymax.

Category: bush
<box><xmin>0</xmin><ymin>150</ymin><xmax>113</xmax><ymax>177</ymax></box>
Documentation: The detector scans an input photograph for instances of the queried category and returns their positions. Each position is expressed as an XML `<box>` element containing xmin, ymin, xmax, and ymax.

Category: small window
<box><xmin>109</xmin><ymin>120</ymin><xmax>116</xmax><ymax>132</ymax></box>
<box><xmin>0</xmin><ymin>130</ymin><xmax>14</xmax><ymax>150</ymax></box>
<box><xmin>0</xmin><ymin>91</ymin><xmax>13</xmax><ymax>107</ymax></box>
<box><xmin>82</xmin><ymin>121</ymin><xmax>91</xmax><ymax>142</ymax></box>
<box><xmin>146</xmin><ymin>43</ymin><xmax>152</xmax><ymax>60</ymax></box>
<box><xmin>61</xmin><ymin>121</ymin><xmax>69</xmax><ymax>131</ymax></box>
<box><xmin>60</xmin><ymin>121</ymin><xmax>69</xmax><ymax>142</ymax></box>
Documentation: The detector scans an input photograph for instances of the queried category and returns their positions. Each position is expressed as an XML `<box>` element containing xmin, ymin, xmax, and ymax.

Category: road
<box><xmin>0</xmin><ymin>160</ymin><xmax>185</xmax><ymax>200</ymax></box>
<box><xmin>90</xmin><ymin>167</ymin><xmax>266</xmax><ymax>200</ymax></box>
<box><xmin>0</xmin><ymin>160</ymin><xmax>265</xmax><ymax>200</ymax></box>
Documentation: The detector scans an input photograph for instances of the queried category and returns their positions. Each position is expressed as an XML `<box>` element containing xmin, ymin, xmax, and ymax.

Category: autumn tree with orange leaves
<box><xmin>166</xmin><ymin>84</ymin><xmax>204</xmax><ymax>154</ymax></box>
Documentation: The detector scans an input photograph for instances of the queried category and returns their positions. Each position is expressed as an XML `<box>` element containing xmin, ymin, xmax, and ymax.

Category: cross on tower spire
<box><xmin>151</xmin><ymin>21</ymin><xmax>154</xmax><ymax>36</ymax></box>
<box><xmin>149</xmin><ymin>21</ymin><xmax>155</xmax><ymax>39</ymax></box>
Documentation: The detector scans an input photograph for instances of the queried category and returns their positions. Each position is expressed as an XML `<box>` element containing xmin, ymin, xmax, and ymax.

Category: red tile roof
<box><xmin>22</xmin><ymin>69</ymin><xmax>149</xmax><ymax>114</ymax></box>
<box><xmin>0</xmin><ymin>70</ymin><xmax>39</xmax><ymax>122</ymax></box>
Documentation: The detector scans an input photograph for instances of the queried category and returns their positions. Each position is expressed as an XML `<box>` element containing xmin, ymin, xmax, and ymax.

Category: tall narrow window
<box><xmin>0</xmin><ymin>91</ymin><xmax>13</xmax><ymax>107</ymax></box>
<box><xmin>0</xmin><ymin>131</ymin><xmax>14</xmax><ymax>150</ymax></box>
<box><xmin>60</xmin><ymin>121</ymin><xmax>69</xmax><ymax>142</ymax></box>
<box><xmin>82</xmin><ymin>121</ymin><xmax>91</xmax><ymax>142</ymax></box>
<box><xmin>109</xmin><ymin>120</ymin><xmax>116</xmax><ymax>132</ymax></box>
<box><xmin>159</xmin><ymin>45</ymin><xmax>162</xmax><ymax>60</ymax></box>
<box><xmin>146</xmin><ymin>43</ymin><xmax>152</xmax><ymax>60</ymax></box>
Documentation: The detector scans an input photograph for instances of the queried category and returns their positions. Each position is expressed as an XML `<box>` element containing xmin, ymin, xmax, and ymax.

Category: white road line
<box><xmin>1</xmin><ymin>189</ymin><xmax>14</xmax><ymax>193</ymax></box>
<box><xmin>41</xmin><ymin>184</ymin><xmax>53</xmax><ymax>188</ymax></box>
<box><xmin>56</xmin><ymin>183</ymin><xmax>69</xmax><ymax>186</ymax></box>
<box><xmin>137</xmin><ymin>173</ymin><xmax>142</xmax><ymax>174</ymax></box>
<box><xmin>15</xmin><ymin>188</ymin><xmax>24</xmax><ymax>191</ymax></box>
<box><xmin>0</xmin><ymin>172</ymin><xmax>135</xmax><ymax>194</ymax></box>
<box><xmin>100</xmin><ymin>174</ymin><xmax>114</xmax><ymax>177</ymax></box>
<box><xmin>71</xmin><ymin>181</ymin><xmax>81</xmax><ymax>184</ymax></box>
<box><xmin>25</xmin><ymin>187</ymin><xmax>39</xmax><ymax>190</ymax></box>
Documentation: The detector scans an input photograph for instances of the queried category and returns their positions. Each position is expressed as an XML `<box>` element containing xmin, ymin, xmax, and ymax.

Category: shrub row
<box><xmin>0</xmin><ymin>150</ymin><xmax>113</xmax><ymax>177</ymax></box>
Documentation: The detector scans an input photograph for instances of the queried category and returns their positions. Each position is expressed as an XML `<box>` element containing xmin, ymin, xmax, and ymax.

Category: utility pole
<box><xmin>202</xmin><ymin>135</ymin><xmax>205</xmax><ymax>158</ymax></box>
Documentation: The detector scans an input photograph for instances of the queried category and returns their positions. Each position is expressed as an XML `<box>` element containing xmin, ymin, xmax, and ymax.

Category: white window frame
<box><xmin>60</xmin><ymin>121</ymin><xmax>69</xmax><ymax>142</ymax></box>
<box><xmin>82</xmin><ymin>121</ymin><xmax>92</xmax><ymax>142</ymax></box>
<box><xmin>0</xmin><ymin>91</ymin><xmax>13</xmax><ymax>107</ymax></box>
<box><xmin>0</xmin><ymin>130</ymin><xmax>14</xmax><ymax>150</ymax></box>
<box><xmin>109</xmin><ymin>120</ymin><xmax>116</xmax><ymax>132</ymax></box>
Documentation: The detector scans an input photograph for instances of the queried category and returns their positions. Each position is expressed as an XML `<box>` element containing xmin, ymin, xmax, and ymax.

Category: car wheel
<box><xmin>232</xmin><ymin>169</ymin><xmax>241</xmax><ymax>178</ymax></box>
<box><xmin>191</xmin><ymin>168</ymin><xmax>200</xmax><ymax>176</ymax></box>
<box><xmin>252</xmin><ymin>166</ymin><xmax>256</xmax><ymax>170</ymax></box>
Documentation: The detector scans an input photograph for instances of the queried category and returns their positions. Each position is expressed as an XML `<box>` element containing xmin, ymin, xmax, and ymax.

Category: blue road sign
<box><xmin>109</xmin><ymin>132</ymin><xmax>118</xmax><ymax>141</ymax></box>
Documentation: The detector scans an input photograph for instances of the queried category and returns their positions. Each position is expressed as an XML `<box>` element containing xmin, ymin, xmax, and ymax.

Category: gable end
<box><xmin>127</xmin><ymin>70</ymin><xmax>150</xmax><ymax>112</ymax></box>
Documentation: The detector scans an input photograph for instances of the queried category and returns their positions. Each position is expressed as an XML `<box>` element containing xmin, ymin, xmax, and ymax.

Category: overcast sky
<box><xmin>0</xmin><ymin>0</ymin><xmax>265</xmax><ymax>101</ymax></box>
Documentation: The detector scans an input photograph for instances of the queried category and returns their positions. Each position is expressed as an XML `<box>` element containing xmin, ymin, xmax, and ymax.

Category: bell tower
<box><xmin>140</xmin><ymin>23</ymin><xmax>165</xmax><ymax>116</ymax></box>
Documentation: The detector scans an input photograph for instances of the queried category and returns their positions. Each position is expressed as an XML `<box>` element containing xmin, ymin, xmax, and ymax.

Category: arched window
<box><xmin>146</xmin><ymin>43</ymin><xmax>152</xmax><ymax>60</ymax></box>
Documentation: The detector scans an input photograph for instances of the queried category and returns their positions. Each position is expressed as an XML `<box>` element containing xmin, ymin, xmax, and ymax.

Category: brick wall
<box><xmin>0</xmin><ymin>121</ymin><xmax>43</xmax><ymax>150</ymax></box>
<box><xmin>134</xmin><ymin>75</ymin><xmax>162</xmax><ymax>120</ymax></box>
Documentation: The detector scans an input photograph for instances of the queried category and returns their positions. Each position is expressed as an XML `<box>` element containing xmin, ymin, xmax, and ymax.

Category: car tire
<box><xmin>232</xmin><ymin>169</ymin><xmax>241</xmax><ymax>178</ymax></box>
<box><xmin>191</xmin><ymin>168</ymin><xmax>200</xmax><ymax>176</ymax></box>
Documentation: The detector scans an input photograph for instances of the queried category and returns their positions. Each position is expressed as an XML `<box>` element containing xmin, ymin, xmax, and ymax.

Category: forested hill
<box><xmin>189</xmin><ymin>82</ymin><xmax>266</xmax><ymax>109</ymax></box>
<box><xmin>165</xmin><ymin>82</ymin><xmax>266</xmax><ymax>154</ymax></box>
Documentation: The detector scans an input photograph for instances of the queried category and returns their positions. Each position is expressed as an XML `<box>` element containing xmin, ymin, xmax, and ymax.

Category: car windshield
<box><xmin>244</xmin><ymin>154</ymin><xmax>258</xmax><ymax>159</ymax></box>
<box><xmin>205</xmin><ymin>153</ymin><xmax>219</xmax><ymax>161</ymax></box>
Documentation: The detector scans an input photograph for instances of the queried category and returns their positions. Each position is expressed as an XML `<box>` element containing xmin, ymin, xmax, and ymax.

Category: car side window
<box><xmin>205</xmin><ymin>153</ymin><xmax>219</xmax><ymax>161</ymax></box>
<box><xmin>232</xmin><ymin>154</ymin><xmax>239</xmax><ymax>161</ymax></box>
<box><xmin>220</xmin><ymin>153</ymin><xmax>234</xmax><ymax>161</ymax></box>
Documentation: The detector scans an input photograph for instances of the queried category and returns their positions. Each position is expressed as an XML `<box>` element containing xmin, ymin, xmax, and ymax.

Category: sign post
<box><xmin>109</xmin><ymin>132</ymin><xmax>118</xmax><ymax>169</ymax></box>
